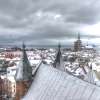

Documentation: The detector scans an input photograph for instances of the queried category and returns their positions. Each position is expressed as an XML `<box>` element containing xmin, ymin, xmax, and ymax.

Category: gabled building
<box><xmin>15</xmin><ymin>43</ymin><xmax>32</xmax><ymax>100</ymax></box>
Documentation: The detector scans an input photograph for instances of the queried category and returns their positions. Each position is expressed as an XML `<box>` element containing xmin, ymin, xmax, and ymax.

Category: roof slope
<box><xmin>22</xmin><ymin>64</ymin><xmax>100</xmax><ymax>100</ymax></box>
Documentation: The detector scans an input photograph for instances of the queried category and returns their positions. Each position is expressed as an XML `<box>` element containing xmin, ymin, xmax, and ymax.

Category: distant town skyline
<box><xmin>0</xmin><ymin>0</ymin><xmax>100</xmax><ymax>45</ymax></box>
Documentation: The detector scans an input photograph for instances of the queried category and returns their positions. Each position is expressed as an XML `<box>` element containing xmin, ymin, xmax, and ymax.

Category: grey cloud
<box><xmin>0</xmin><ymin>0</ymin><xmax>100</xmax><ymax>45</ymax></box>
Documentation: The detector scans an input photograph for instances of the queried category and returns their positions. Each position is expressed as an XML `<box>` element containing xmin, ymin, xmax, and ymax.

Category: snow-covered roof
<box><xmin>7</xmin><ymin>65</ymin><xmax>17</xmax><ymax>76</ymax></box>
<box><xmin>30</xmin><ymin>60</ymin><xmax>41</xmax><ymax>66</ymax></box>
<box><xmin>22</xmin><ymin>63</ymin><xmax>100</xmax><ymax>100</ymax></box>
<box><xmin>7</xmin><ymin>76</ymin><xmax>15</xmax><ymax>83</ymax></box>
<box><xmin>85</xmin><ymin>45</ymin><xmax>94</xmax><ymax>49</ymax></box>
<box><xmin>84</xmin><ymin>69</ymin><xmax>95</xmax><ymax>84</ymax></box>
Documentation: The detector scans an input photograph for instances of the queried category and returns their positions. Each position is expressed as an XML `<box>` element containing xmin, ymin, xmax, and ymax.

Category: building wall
<box><xmin>11</xmin><ymin>83</ymin><xmax>16</xmax><ymax>97</ymax></box>
<box><xmin>0</xmin><ymin>77</ymin><xmax>3</xmax><ymax>100</ymax></box>
<box><xmin>15</xmin><ymin>81</ymin><xmax>30</xmax><ymax>100</ymax></box>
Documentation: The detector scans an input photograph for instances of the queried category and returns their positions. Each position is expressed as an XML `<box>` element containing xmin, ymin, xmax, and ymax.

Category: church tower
<box><xmin>53</xmin><ymin>43</ymin><xmax>65</xmax><ymax>71</ymax></box>
<box><xmin>74</xmin><ymin>33</ymin><xmax>82</xmax><ymax>51</ymax></box>
<box><xmin>15</xmin><ymin>43</ymin><xmax>32</xmax><ymax>100</ymax></box>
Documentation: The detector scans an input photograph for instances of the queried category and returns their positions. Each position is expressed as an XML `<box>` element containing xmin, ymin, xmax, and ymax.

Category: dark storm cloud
<box><xmin>0</xmin><ymin>0</ymin><xmax>100</xmax><ymax>45</ymax></box>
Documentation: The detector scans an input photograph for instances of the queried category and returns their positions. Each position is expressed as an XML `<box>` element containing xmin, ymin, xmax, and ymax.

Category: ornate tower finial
<box><xmin>22</xmin><ymin>42</ymin><xmax>26</xmax><ymax>50</ymax></box>
<box><xmin>58</xmin><ymin>42</ymin><xmax>61</xmax><ymax>49</ymax></box>
<box><xmin>78</xmin><ymin>33</ymin><xmax>80</xmax><ymax>40</ymax></box>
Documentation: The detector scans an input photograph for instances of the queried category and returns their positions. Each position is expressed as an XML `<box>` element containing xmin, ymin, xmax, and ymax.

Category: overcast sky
<box><xmin>0</xmin><ymin>0</ymin><xmax>100</xmax><ymax>46</ymax></box>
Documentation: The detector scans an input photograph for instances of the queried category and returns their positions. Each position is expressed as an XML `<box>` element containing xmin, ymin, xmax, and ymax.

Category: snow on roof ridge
<box><xmin>32</xmin><ymin>61</ymin><xmax>42</xmax><ymax>77</ymax></box>
<box><xmin>22</xmin><ymin>64</ymin><xmax>100</xmax><ymax>100</ymax></box>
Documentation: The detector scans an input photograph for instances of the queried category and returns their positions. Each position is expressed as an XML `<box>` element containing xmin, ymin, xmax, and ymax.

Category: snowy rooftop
<box><xmin>22</xmin><ymin>63</ymin><xmax>100</xmax><ymax>100</ymax></box>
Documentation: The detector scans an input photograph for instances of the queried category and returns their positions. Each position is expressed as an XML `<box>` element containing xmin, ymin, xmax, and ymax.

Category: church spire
<box><xmin>15</xmin><ymin>43</ymin><xmax>32</xmax><ymax>100</ymax></box>
<box><xmin>78</xmin><ymin>33</ymin><xmax>80</xmax><ymax>40</ymax></box>
<box><xmin>54</xmin><ymin>43</ymin><xmax>61</xmax><ymax>65</ymax></box>
<box><xmin>15</xmin><ymin>43</ymin><xmax>32</xmax><ymax>81</ymax></box>
<box><xmin>53</xmin><ymin>43</ymin><xmax>64</xmax><ymax>71</ymax></box>
<box><xmin>22</xmin><ymin>42</ymin><xmax>26</xmax><ymax>50</ymax></box>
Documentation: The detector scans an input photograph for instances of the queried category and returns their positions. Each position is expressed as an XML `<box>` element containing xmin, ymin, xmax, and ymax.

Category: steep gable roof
<box><xmin>22</xmin><ymin>63</ymin><xmax>100</xmax><ymax>100</ymax></box>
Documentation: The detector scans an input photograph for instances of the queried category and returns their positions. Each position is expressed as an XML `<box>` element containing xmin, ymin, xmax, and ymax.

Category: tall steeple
<box><xmin>53</xmin><ymin>43</ymin><xmax>64</xmax><ymax>71</ymax></box>
<box><xmin>22</xmin><ymin>43</ymin><xmax>32</xmax><ymax>80</ymax></box>
<box><xmin>55</xmin><ymin>43</ymin><xmax>61</xmax><ymax>65</ymax></box>
<box><xmin>15</xmin><ymin>43</ymin><xmax>32</xmax><ymax>81</ymax></box>
<box><xmin>78</xmin><ymin>33</ymin><xmax>80</xmax><ymax>40</ymax></box>
<box><xmin>15</xmin><ymin>43</ymin><xmax>32</xmax><ymax>100</ymax></box>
